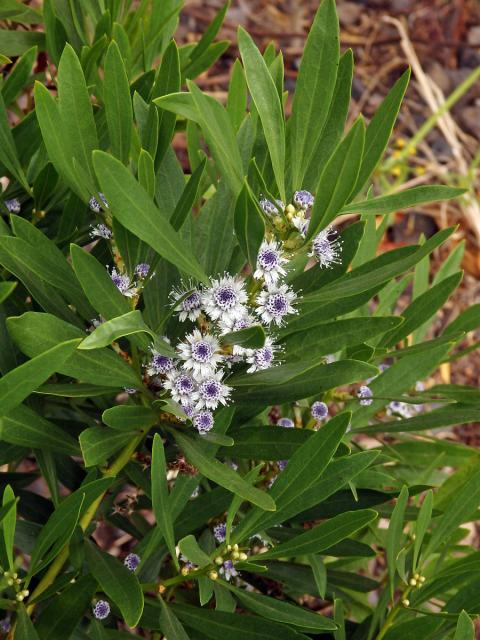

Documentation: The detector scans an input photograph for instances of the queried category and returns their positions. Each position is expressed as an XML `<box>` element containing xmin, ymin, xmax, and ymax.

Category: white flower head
<box><xmin>195</xmin><ymin>371</ymin><xmax>231</xmax><ymax>411</ymax></box>
<box><xmin>193</xmin><ymin>410</ymin><xmax>214</xmax><ymax>435</ymax></box>
<box><xmin>108</xmin><ymin>266</ymin><xmax>136</xmax><ymax>297</ymax></box>
<box><xmin>254</xmin><ymin>239</ymin><xmax>288</xmax><ymax>286</ymax></box>
<box><xmin>293</xmin><ymin>190</ymin><xmax>314</xmax><ymax>210</ymax></box>
<box><xmin>5</xmin><ymin>198</ymin><xmax>21</xmax><ymax>214</ymax></box>
<box><xmin>89</xmin><ymin>193</ymin><xmax>108</xmax><ymax>213</ymax></box>
<box><xmin>164</xmin><ymin>368</ymin><xmax>197</xmax><ymax>404</ymax></box>
<box><xmin>170</xmin><ymin>281</ymin><xmax>203</xmax><ymax>322</ymax></box>
<box><xmin>177</xmin><ymin>329</ymin><xmax>223</xmax><ymax>378</ymax></box>
<box><xmin>309</xmin><ymin>226</ymin><xmax>342</xmax><ymax>269</ymax></box>
<box><xmin>202</xmin><ymin>274</ymin><xmax>248</xmax><ymax>323</ymax></box>
<box><xmin>256</xmin><ymin>283</ymin><xmax>298</xmax><ymax>327</ymax></box>
<box><xmin>219</xmin><ymin>559</ymin><xmax>238</xmax><ymax>581</ymax></box>
<box><xmin>292</xmin><ymin>214</ymin><xmax>310</xmax><ymax>237</ymax></box>
<box><xmin>246</xmin><ymin>337</ymin><xmax>280</xmax><ymax>373</ymax></box>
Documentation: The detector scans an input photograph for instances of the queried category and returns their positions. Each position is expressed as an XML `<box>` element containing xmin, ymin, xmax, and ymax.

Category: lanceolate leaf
<box><xmin>238</xmin><ymin>27</ymin><xmax>285</xmax><ymax>200</ymax></box>
<box><xmin>152</xmin><ymin>434</ymin><xmax>178</xmax><ymax>569</ymax></box>
<box><xmin>158</xmin><ymin>598</ymin><xmax>191</xmax><ymax>640</ymax></box>
<box><xmin>306</xmin><ymin>117</ymin><xmax>365</xmax><ymax>239</ymax></box>
<box><xmin>93</xmin><ymin>151</ymin><xmax>208</xmax><ymax>283</ymax></box>
<box><xmin>104</xmin><ymin>40</ymin><xmax>132</xmax><ymax>164</ymax></box>
<box><xmin>86</xmin><ymin>542</ymin><xmax>144</xmax><ymax>627</ymax></box>
<box><xmin>79</xmin><ymin>310</ymin><xmax>156</xmax><ymax>349</ymax></box>
<box><xmin>0</xmin><ymin>339</ymin><xmax>80</xmax><ymax>417</ymax></box>
<box><xmin>233</xmin><ymin>182</ymin><xmax>265</xmax><ymax>268</ymax></box>
<box><xmin>173</xmin><ymin>430</ymin><xmax>276</xmax><ymax>512</ymax></box>
<box><xmin>253</xmin><ymin>509</ymin><xmax>377</xmax><ymax>560</ymax></box>
<box><xmin>288</xmin><ymin>0</ymin><xmax>339</xmax><ymax>190</ymax></box>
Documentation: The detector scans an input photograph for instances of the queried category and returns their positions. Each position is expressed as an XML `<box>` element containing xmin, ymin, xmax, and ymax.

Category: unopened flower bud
<box><xmin>16</xmin><ymin>594</ymin><xmax>24</xmax><ymax>602</ymax></box>
<box><xmin>215</xmin><ymin>556</ymin><xmax>224</xmax><ymax>565</ymax></box>
<box><xmin>402</xmin><ymin>599</ymin><xmax>410</xmax><ymax>607</ymax></box>
<box><xmin>208</xmin><ymin>570</ymin><xmax>218</xmax><ymax>580</ymax></box>
<box><xmin>231</xmin><ymin>551</ymin><xmax>240</xmax><ymax>560</ymax></box>
<box><xmin>181</xmin><ymin>567</ymin><xmax>190</xmax><ymax>576</ymax></box>
<box><xmin>419</xmin><ymin>575</ymin><xmax>426</xmax><ymax>584</ymax></box>
<box><xmin>285</xmin><ymin>204</ymin><xmax>296</xmax><ymax>215</ymax></box>
<box><xmin>239</xmin><ymin>552</ymin><xmax>248</xmax><ymax>561</ymax></box>
<box><xmin>409</xmin><ymin>578</ymin><xmax>417</xmax><ymax>586</ymax></box>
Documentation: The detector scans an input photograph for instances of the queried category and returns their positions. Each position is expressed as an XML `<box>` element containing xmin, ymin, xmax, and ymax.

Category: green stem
<box><xmin>26</xmin><ymin>430</ymin><xmax>147</xmax><ymax>614</ymax></box>
<box><xmin>376</xmin><ymin>587</ymin><xmax>412</xmax><ymax>640</ymax></box>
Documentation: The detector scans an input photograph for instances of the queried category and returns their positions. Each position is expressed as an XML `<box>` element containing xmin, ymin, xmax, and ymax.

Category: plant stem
<box><xmin>376</xmin><ymin>587</ymin><xmax>412</xmax><ymax>640</ymax></box>
<box><xmin>26</xmin><ymin>430</ymin><xmax>147</xmax><ymax>615</ymax></box>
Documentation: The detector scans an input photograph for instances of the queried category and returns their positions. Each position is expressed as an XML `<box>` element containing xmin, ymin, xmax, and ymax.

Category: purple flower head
<box><xmin>89</xmin><ymin>193</ymin><xmax>108</xmax><ymax>213</ymax></box>
<box><xmin>213</xmin><ymin>522</ymin><xmax>227</xmax><ymax>543</ymax></box>
<box><xmin>5</xmin><ymin>198</ymin><xmax>21</xmax><ymax>214</ymax></box>
<box><xmin>219</xmin><ymin>559</ymin><xmax>238</xmax><ymax>581</ymax></box>
<box><xmin>277</xmin><ymin>417</ymin><xmax>294</xmax><ymax>428</ymax></box>
<box><xmin>278</xmin><ymin>460</ymin><xmax>288</xmax><ymax>471</ymax></box>
<box><xmin>0</xmin><ymin>618</ymin><xmax>10</xmax><ymax>633</ymax></box>
<box><xmin>135</xmin><ymin>263</ymin><xmax>150</xmax><ymax>279</ymax></box>
<box><xmin>164</xmin><ymin>369</ymin><xmax>197</xmax><ymax>404</ymax></box>
<box><xmin>146</xmin><ymin>349</ymin><xmax>174</xmax><ymax>376</ymax></box>
<box><xmin>93</xmin><ymin>600</ymin><xmax>110</xmax><ymax>620</ymax></box>
<box><xmin>170</xmin><ymin>281</ymin><xmax>203</xmax><ymax>322</ymax></box>
<box><xmin>193</xmin><ymin>410</ymin><xmax>214</xmax><ymax>435</ymax></box>
<box><xmin>196</xmin><ymin>373</ymin><xmax>231</xmax><ymax>410</ymax></box>
<box><xmin>177</xmin><ymin>330</ymin><xmax>222</xmax><ymax>378</ymax></box>
<box><xmin>202</xmin><ymin>274</ymin><xmax>247</xmax><ymax>323</ymax></box>
<box><xmin>358</xmin><ymin>385</ymin><xmax>373</xmax><ymax>406</ymax></box>
<box><xmin>311</xmin><ymin>401</ymin><xmax>328</xmax><ymax>421</ymax></box>
<box><xmin>259</xmin><ymin>197</ymin><xmax>284</xmax><ymax>216</ymax></box>
<box><xmin>90</xmin><ymin>223</ymin><xmax>112</xmax><ymax>240</ymax></box>
<box><xmin>293</xmin><ymin>190</ymin><xmax>314</xmax><ymax>210</ymax></box>
<box><xmin>309</xmin><ymin>226</ymin><xmax>342</xmax><ymax>269</ymax></box>
<box><xmin>124</xmin><ymin>552</ymin><xmax>141</xmax><ymax>571</ymax></box>
<box><xmin>246</xmin><ymin>337</ymin><xmax>280</xmax><ymax>373</ymax></box>
<box><xmin>254</xmin><ymin>240</ymin><xmax>288</xmax><ymax>285</ymax></box>
<box><xmin>256</xmin><ymin>283</ymin><xmax>297</xmax><ymax>327</ymax></box>
<box><xmin>123</xmin><ymin>387</ymin><xmax>137</xmax><ymax>395</ymax></box>
<box><xmin>108</xmin><ymin>266</ymin><xmax>136</xmax><ymax>297</ymax></box>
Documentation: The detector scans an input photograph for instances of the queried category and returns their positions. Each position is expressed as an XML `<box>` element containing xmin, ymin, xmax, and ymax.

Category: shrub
<box><xmin>0</xmin><ymin>1</ymin><xmax>478</xmax><ymax>638</ymax></box>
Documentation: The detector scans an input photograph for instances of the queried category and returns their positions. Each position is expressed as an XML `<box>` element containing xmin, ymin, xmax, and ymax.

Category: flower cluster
<box><xmin>260</xmin><ymin>190</ymin><xmax>343</xmax><ymax>269</ymax></box>
<box><xmin>108</xmin><ymin>263</ymin><xmax>151</xmax><ymax>298</ymax></box>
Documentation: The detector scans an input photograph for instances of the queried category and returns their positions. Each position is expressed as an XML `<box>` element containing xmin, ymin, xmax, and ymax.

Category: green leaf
<box><xmin>282</xmin><ymin>316</ymin><xmax>402</xmax><ymax>361</ymax></box>
<box><xmin>225</xmin><ymin>583</ymin><xmax>337</xmax><ymax>631</ymax></box>
<box><xmin>79</xmin><ymin>427</ymin><xmax>131</xmax><ymax>467</ymax></box>
<box><xmin>358</xmin><ymin>404</ymin><xmax>480</xmax><ymax>434</ymax></box>
<box><xmin>14</xmin><ymin>604</ymin><xmax>41</xmax><ymax>640</ymax></box>
<box><xmin>314</xmin><ymin>226</ymin><xmax>455</xmax><ymax>301</ymax></box>
<box><xmin>92</xmin><ymin>151</ymin><xmax>208</xmax><ymax>283</ymax></box>
<box><xmin>172</xmin><ymin>430</ymin><xmax>276</xmax><ymax>512</ymax></box>
<box><xmin>254</xmin><ymin>509</ymin><xmax>377</xmax><ymax>560</ymax></box>
<box><xmin>226</xmin><ymin>465</ymin><xmax>263</xmax><ymax>542</ymax></box>
<box><xmin>233</xmin><ymin>412</ymin><xmax>352</xmax><ymax>541</ymax></box>
<box><xmin>231</xmin><ymin>359</ymin><xmax>377</xmax><ymax>405</ymax></box>
<box><xmin>454</xmin><ymin>611</ymin><xmax>475</xmax><ymax>640</ymax></box>
<box><xmin>0</xmin><ymin>90</ymin><xmax>30</xmax><ymax>193</ymax></box>
<box><xmin>34</xmin><ymin>81</ymin><xmax>87</xmax><ymax>200</ymax></box>
<box><xmin>221</xmin><ymin>325</ymin><xmax>266</xmax><ymax>349</ymax></box>
<box><xmin>178</xmin><ymin>534</ymin><xmax>211</xmax><ymax>567</ymax></box>
<box><xmin>138</xmin><ymin>149</ymin><xmax>156</xmax><ymax>197</ymax></box>
<box><xmin>426</xmin><ymin>463</ymin><xmax>480</xmax><ymax>557</ymax></box>
<box><xmin>102</xmin><ymin>405</ymin><xmax>158</xmax><ymax>431</ymax></box>
<box><xmin>104</xmin><ymin>40</ymin><xmax>132</xmax><ymax>164</ymax></box>
<box><xmin>170</xmin><ymin>603</ymin><xmax>309</xmax><ymax>640</ymax></box>
<box><xmin>152</xmin><ymin>433</ymin><xmax>178</xmax><ymax>568</ymax></box>
<box><xmin>70</xmin><ymin>244</ymin><xmax>132</xmax><ymax>320</ymax></box>
<box><xmin>0</xmin><ymin>404</ymin><xmax>79</xmax><ymax>455</ymax></box>
<box><xmin>170</xmin><ymin>158</ymin><xmax>207</xmax><ymax>231</ymax></box>
<box><xmin>220</xmin><ymin>426</ymin><xmax>311</xmax><ymax>460</ymax></box>
<box><xmin>310</xmin><ymin>554</ymin><xmax>327</xmax><ymax>599</ymax></box>
<box><xmin>153</xmin><ymin>92</ymin><xmax>199</xmax><ymax>123</ymax></box>
<box><xmin>86</xmin><ymin>542</ymin><xmax>144</xmax><ymax>627</ymax></box>
<box><xmin>57</xmin><ymin>44</ymin><xmax>98</xmax><ymax>185</ymax></box>
<box><xmin>1</xmin><ymin>45</ymin><xmax>37</xmax><ymax>106</ymax></box>
<box><xmin>187</xmin><ymin>81</ymin><xmax>244</xmax><ymax>195</ymax></box>
<box><xmin>0</xmin><ymin>281</ymin><xmax>16</xmax><ymax>304</ymax></box>
<box><xmin>238</xmin><ymin>27</ymin><xmax>285</xmax><ymax>200</ymax></box>
<box><xmin>333</xmin><ymin>599</ymin><xmax>345</xmax><ymax>640</ymax></box>
<box><xmin>413</xmin><ymin>490</ymin><xmax>433</xmax><ymax>571</ymax></box>
<box><xmin>351</xmin><ymin>69</ymin><xmax>410</xmax><ymax>197</ymax></box>
<box><xmin>7</xmin><ymin>311</ymin><xmax>141</xmax><ymax>389</ymax></box>
<box><xmin>341</xmin><ymin>185</ymin><xmax>466</xmax><ymax>216</ymax></box>
<box><xmin>79</xmin><ymin>311</ymin><xmax>155</xmax><ymax>349</ymax></box>
<box><xmin>379</xmin><ymin>272</ymin><xmax>462</xmax><ymax>347</ymax></box>
<box><xmin>1</xmin><ymin>485</ymin><xmax>15</xmax><ymax>570</ymax></box>
<box><xmin>303</xmin><ymin>49</ymin><xmax>353</xmax><ymax>192</ymax></box>
<box><xmin>233</xmin><ymin>183</ymin><xmax>265</xmax><ymax>268</ymax></box>
<box><xmin>0</xmin><ymin>339</ymin><xmax>80</xmax><ymax>417</ymax></box>
<box><xmin>306</xmin><ymin>117</ymin><xmax>365</xmax><ymax>239</ymax></box>
<box><xmin>153</xmin><ymin>40</ymin><xmax>181</xmax><ymax>167</ymax></box>
<box><xmin>35</xmin><ymin>575</ymin><xmax>98</xmax><ymax>640</ymax></box>
<box><xmin>227</xmin><ymin>59</ymin><xmax>247</xmax><ymax>131</ymax></box>
<box><xmin>288</xmin><ymin>0</ymin><xmax>339</xmax><ymax>189</ymax></box>
<box><xmin>158</xmin><ymin>598</ymin><xmax>191</xmax><ymax>640</ymax></box>
<box><xmin>35</xmin><ymin>383</ymin><xmax>115</xmax><ymax>397</ymax></box>
<box><xmin>28</xmin><ymin>490</ymin><xmax>85</xmax><ymax>577</ymax></box>
<box><xmin>386</xmin><ymin>485</ymin><xmax>408</xmax><ymax>599</ymax></box>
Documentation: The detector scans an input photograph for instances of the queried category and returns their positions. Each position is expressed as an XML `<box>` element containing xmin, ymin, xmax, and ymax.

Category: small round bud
<box><xmin>7</xmin><ymin>579</ymin><xmax>13</xmax><ymax>586</ymax></box>
<box><xmin>414</xmin><ymin>572</ymin><xmax>420</xmax><ymax>580</ymax></box>
<box><xmin>286</xmin><ymin>204</ymin><xmax>296</xmax><ymax>215</ymax></box>
<box><xmin>12</xmin><ymin>573</ymin><xmax>18</xmax><ymax>579</ymax></box>
<box><xmin>3</xmin><ymin>570</ymin><xmax>9</xmax><ymax>577</ymax></box>
<box><xmin>215</xmin><ymin>556</ymin><xmax>224</xmax><ymax>565</ymax></box>
<box><xmin>402</xmin><ymin>599</ymin><xmax>410</xmax><ymax>607</ymax></box>
<box><xmin>233</xmin><ymin>544</ymin><xmax>239</xmax><ymax>552</ymax></box>
<box><xmin>419</xmin><ymin>575</ymin><xmax>426</xmax><ymax>583</ymax></box>
<box><xmin>239</xmin><ymin>552</ymin><xmax>248</xmax><ymax>561</ymax></box>
<box><xmin>208</xmin><ymin>571</ymin><xmax>218</xmax><ymax>580</ymax></box>
<box><xmin>158</xmin><ymin>584</ymin><xmax>166</xmax><ymax>594</ymax></box>
<box><xmin>226</xmin><ymin>545</ymin><xmax>232</xmax><ymax>552</ymax></box>
<box><xmin>181</xmin><ymin>567</ymin><xmax>190</xmax><ymax>576</ymax></box>
<box><xmin>231</xmin><ymin>551</ymin><xmax>240</xmax><ymax>560</ymax></box>
<box><xmin>16</xmin><ymin>594</ymin><xmax>24</xmax><ymax>602</ymax></box>
<box><xmin>409</xmin><ymin>578</ymin><xmax>417</xmax><ymax>586</ymax></box>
